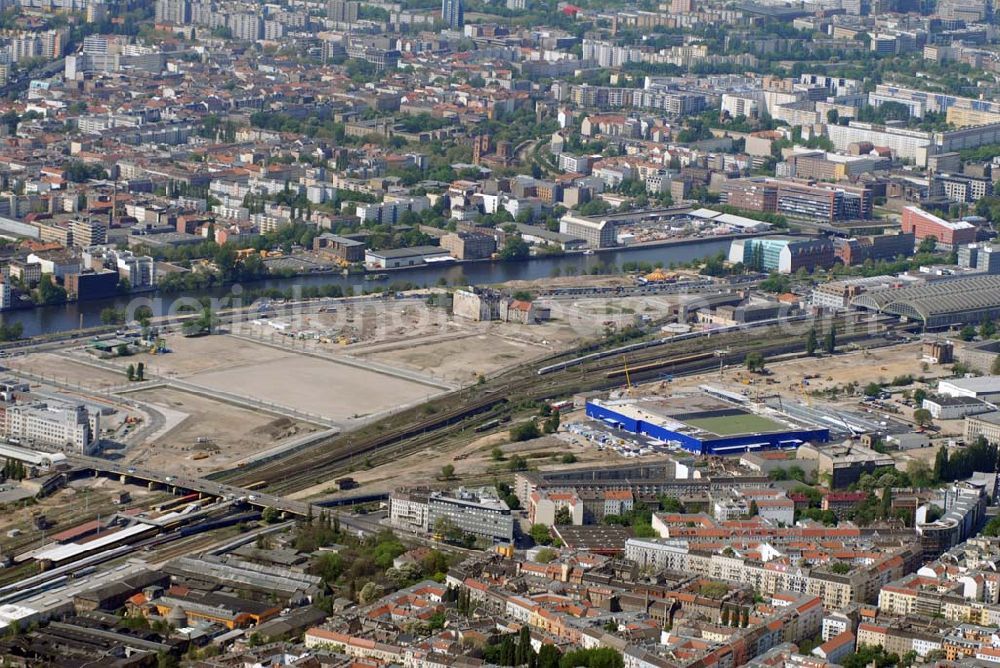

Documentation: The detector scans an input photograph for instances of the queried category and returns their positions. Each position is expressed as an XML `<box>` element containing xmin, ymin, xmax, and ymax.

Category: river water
<box><xmin>1</xmin><ymin>238</ymin><xmax>733</xmax><ymax>338</ymax></box>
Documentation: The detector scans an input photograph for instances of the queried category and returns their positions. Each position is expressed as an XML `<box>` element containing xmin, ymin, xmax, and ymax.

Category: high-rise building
<box><xmin>441</xmin><ymin>0</ymin><xmax>463</xmax><ymax>29</ymax></box>
<box><xmin>227</xmin><ymin>13</ymin><xmax>264</xmax><ymax>40</ymax></box>
<box><xmin>155</xmin><ymin>0</ymin><xmax>191</xmax><ymax>24</ymax></box>
<box><xmin>327</xmin><ymin>0</ymin><xmax>358</xmax><ymax>23</ymax></box>
<box><xmin>86</xmin><ymin>1</ymin><xmax>108</xmax><ymax>23</ymax></box>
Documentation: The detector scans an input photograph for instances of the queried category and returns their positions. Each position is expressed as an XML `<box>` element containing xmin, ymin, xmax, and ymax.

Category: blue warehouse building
<box><xmin>586</xmin><ymin>396</ymin><xmax>830</xmax><ymax>455</ymax></box>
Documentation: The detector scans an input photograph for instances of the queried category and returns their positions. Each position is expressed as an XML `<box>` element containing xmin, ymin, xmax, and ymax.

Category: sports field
<box><xmin>684</xmin><ymin>413</ymin><xmax>786</xmax><ymax>436</ymax></box>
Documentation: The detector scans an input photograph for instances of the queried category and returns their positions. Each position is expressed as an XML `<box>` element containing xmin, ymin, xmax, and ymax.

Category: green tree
<box><xmin>918</xmin><ymin>235</ymin><xmax>938</xmax><ymax>254</ymax></box>
<box><xmin>529</xmin><ymin>523</ymin><xmax>552</xmax><ymax>545</ymax></box>
<box><xmin>554</xmin><ymin>505</ymin><xmax>573</xmax><ymax>525</ymax></box>
<box><xmin>913</xmin><ymin>408</ymin><xmax>933</xmax><ymax>427</ymax></box>
<box><xmin>136</xmin><ymin>362</ymin><xmax>145</xmax><ymax>381</ymax></box>
<box><xmin>959</xmin><ymin>324</ymin><xmax>977</xmax><ymax>341</ymax></box>
<box><xmin>100</xmin><ymin>307</ymin><xmax>124</xmax><ymax>325</ymax></box>
<box><xmin>498</xmin><ymin>237</ymin><xmax>530</xmax><ymax>261</ymax></box>
<box><xmin>543</xmin><ymin>413</ymin><xmax>560</xmax><ymax>434</ymax></box>
<box><xmin>824</xmin><ymin>327</ymin><xmax>837</xmax><ymax>354</ymax></box>
<box><xmin>126</xmin><ymin>364</ymin><xmax>135</xmax><ymax>381</ymax></box>
<box><xmin>805</xmin><ymin>327</ymin><xmax>817</xmax><ymax>355</ymax></box>
<box><xmin>745</xmin><ymin>352</ymin><xmax>765</xmax><ymax>373</ymax></box>
<box><xmin>510</xmin><ymin>421</ymin><xmax>540</xmax><ymax>442</ymax></box>
<box><xmin>981</xmin><ymin>318</ymin><xmax>997</xmax><ymax>339</ymax></box>
<box><xmin>933</xmin><ymin>446</ymin><xmax>949</xmax><ymax>482</ymax></box>
<box><xmin>864</xmin><ymin>382</ymin><xmax>882</xmax><ymax>397</ymax></box>
<box><xmin>262</xmin><ymin>506</ymin><xmax>280</xmax><ymax>523</ymax></box>
<box><xmin>992</xmin><ymin>355</ymin><xmax>1000</xmax><ymax>375</ymax></box>
<box><xmin>440</xmin><ymin>464</ymin><xmax>455</xmax><ymax>480</ymax></box>
<box><xmin>491</xmin><ymin>447</ymin><xmax>505</xmax><ymax>461</ymax></box>
<box><xmin>880</xmin><ymin>488</ymin><xmax>893</xmax><ymax>518</ymax></box>
<box><xmin>558</xmin><ymin>648</ymin><xmax>623</xmax><ymax>668</ymax></box>
<box><xmin>659</xmin><ymin>495</ymin><xmax>684</xmax><ymax>512</ymax></box>
<box><xmin>538</xmin><ymin>644</ymin><xmax>562</xmax><ymax>668</ymax></box>
<box><xmin>35</xmin><ymin>275</ymin><xmax>67</xmax><ymax>305</ymax></box>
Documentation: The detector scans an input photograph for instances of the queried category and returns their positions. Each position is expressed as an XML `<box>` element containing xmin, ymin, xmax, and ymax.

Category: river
<box><xmin>0</xmin><ymin>238</ymin><xmax>733</xmax><ymax>338</ymax></box>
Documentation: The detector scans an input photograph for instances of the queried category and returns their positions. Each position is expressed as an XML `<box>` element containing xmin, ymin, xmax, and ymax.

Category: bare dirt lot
<box><xmin>128</xmin><ymin>386</ymin><xmax>319</xmax><ymax>475</ymax></box>
<box><xmin>6</xmin><ymin>353</ymin><xmax>128</xmax><ymax>390</ymax></box>
<box><xmin>108</xmin><ymin>334</ymin><xmax>292</xmax><ymax>378</ymax></box>
<box><xmin>664</xmin><ymin>342</ymin><xmax>948</xmax><ymax>397</ymax></box>
<box><xmin>360</xmin><ymin>333</ymin><xmax>538</xmax><ymax>384</ymax></box>
<box><xmin>190</xmin><ymin>355</ymin><xmax>436</xmax><ymax>421</ymax></box>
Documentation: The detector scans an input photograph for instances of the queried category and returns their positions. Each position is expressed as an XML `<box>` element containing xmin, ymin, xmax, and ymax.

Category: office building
<box><xmin>65</xmin><ymin>269</ymin><xmax>119</xmax><ymax>300</ymax></box>
<box><xmin>958</xmin><ymin>243</ymin><xmax>1000</xmax><ymax>274</ymax></box>
<box><xmin>559</xmin><ymin>214</ymin><xmax>616</xmax><ymax>249</ymax></box>
<box><xmin>811</xmin><ymin>276</ymin><xmax>901</xmax><ymax>309</ymax></box>
<box><xmin>440</xmin><ymin>231</ymin><xmax>496</xmax><ymax>260</ymax></box>
<box><xmin>721</xmin><ymin>178</ymin><xmax>872</xmax><ymax>221</ymax></box>
<box><xmin>900</xmin><ymin>206</ymin><xmax>976</xmax><ymax>247</ymax></box>
<box><xmin>112</xmin><ymin>251</ymin><xmax>156</xmax><ymax>288</ymax></box>
<box><xmin>313</xmin><ymin>233</ymin><xmax>365</xmax><ymax>263</ymax></box>
<box><xmin>833</xmin><ymin>233</ymin><xmax>915</xmax><ymax>265</ymax></box>
<box><xmin>389</xmin><ymin>487</ymin><xmax>513</xmax><ymax>544</ymax></box>
<box><xmin>965</xmin><ymin>412</ymin><xmax>1000</xmax><ymax>444</ymax></box>
<box><xmin>441</xmin><ymin>0</ymin><xmax>463</xmax><ymax>29</ymax></box>
<box><xmin>69</xmin><ymin>218</ymin><xmax>107</xmax><ymax>248</ymax></box>
<box><xmin>729</xmin><ymin>236</ymin><xmax>836</xmax><ymax>274</ymax></box>
<box><xmin>5</xmin><ymin>399</ymin><xmax>101</xmax><ymax>455</ymax></box>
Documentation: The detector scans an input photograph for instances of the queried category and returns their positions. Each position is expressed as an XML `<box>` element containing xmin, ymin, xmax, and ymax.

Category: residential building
<box><xmin>441</xmin><ymin>0</ymin><xmax>463</xmax><ymax>28</ymax></box>
<box><xmin>327</xmin><ymin>0</ymin><xmax>358</xmax><ymax>22</ymax></box>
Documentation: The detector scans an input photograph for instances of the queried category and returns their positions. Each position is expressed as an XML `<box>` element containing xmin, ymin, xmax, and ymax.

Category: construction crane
<box><xmin>831</xmin><ymin>409</ymin><xmax>862</xmax><ymax>438</ymax></box>
<box><xmin>622</xmin><ymin>355</ymin><xmax>634</xmax><ymax>395</ymax></box>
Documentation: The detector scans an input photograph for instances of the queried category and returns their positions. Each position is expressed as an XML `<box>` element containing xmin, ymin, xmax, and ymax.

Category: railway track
<box><xmin>146</xmin><ymin>531</ymin><xmax>231</xmax><ymax>564</ymax></box>
<box><xmin>221</xmin><ymin>315</ymin><xmax>906</xmax><ymax>495</ymax></box>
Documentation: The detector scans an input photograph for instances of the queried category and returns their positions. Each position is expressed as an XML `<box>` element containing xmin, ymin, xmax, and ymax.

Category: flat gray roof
<box><xmin>367</xmin><ymin>245</ymin><xmax>447</xmax><ymax>259</ymax></box>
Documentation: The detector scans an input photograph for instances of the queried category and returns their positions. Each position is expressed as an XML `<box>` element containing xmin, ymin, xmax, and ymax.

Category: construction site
<box><xmin>0</xmin><ymin>284</ymin><xmax>695</xmax><ymax>478</ymax></box>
